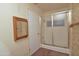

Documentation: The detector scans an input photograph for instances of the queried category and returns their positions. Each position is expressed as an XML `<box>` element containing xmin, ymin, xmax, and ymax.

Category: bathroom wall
<box><xmin>71</xmin><ymin>4</ymin><xmax>79</xmax><ymax>55</ymax></box>
<box><xmin>0</xmin><ymin>3</ymin><xmax>29</xmax><ymax>56</ymax></box>
<box><xmin>0</xmin><ymin>3</ymin><xmax>42</xmax><ymax>56</ymax></box>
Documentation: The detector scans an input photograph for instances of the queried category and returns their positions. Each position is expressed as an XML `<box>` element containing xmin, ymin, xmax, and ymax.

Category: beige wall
<box><xmin>0</xmin><ymin>3</ymin><xmax>29</xmax><ymax>56</ymax></box>
<box><xmin>71</xmin><ymin>4</ymin><xmax>79</xmax><ymax>55</ymax></box>
<box><xmin>0</xmin><ymin>3</ymin><xmax>42</xmax><ymax>56</ymax></box>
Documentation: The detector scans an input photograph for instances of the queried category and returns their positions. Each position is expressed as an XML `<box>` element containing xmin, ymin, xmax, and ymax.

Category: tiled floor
<box><xmin>32</xmin><ymin>48</ymin><xmax>69</xmax><ymax>56</ymax></box>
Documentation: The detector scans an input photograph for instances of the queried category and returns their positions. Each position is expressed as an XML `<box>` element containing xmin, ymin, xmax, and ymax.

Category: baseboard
<box><xmin>29</xmin><ymin>47</ymin><xmax>41</xmax><ymax>56</ymax></box>
<box><xmin>40</xmin><ymin>44</ymin><xmax>71</xmax><ymax>54</ymax></box>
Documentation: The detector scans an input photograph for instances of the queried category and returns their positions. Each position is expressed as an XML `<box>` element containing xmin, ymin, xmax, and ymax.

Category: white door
<box><xmin>28</xmin><ymin>10</ymin><xmax>41</xmax><ymax>55</ymax></box>
<box><xmin>43</xmin><ymin>15</ymin><xmax>53</xmax><ymax>45</ymax></box>
<box><xmin>52</xmin><ymin>11</ymin><xmax>69</xmax><ymax>48</ymax></box>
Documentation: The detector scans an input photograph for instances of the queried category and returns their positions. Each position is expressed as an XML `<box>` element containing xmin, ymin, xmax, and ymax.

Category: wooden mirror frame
<box><xmin>13</xmin><ymin>16</ymin><xmax>28</xmax><ymax>41</ymax></box>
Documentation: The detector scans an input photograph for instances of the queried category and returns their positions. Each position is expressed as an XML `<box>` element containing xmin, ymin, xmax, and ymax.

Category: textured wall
<box><xmin>71</xmin><ymin>4</ymin><xmax>79</xmax><ymax>55</ymax></box>
<box><xmin>71</xmin><ymin>25</ymin><xmax>79</xmax><ymax>55</ymax></box>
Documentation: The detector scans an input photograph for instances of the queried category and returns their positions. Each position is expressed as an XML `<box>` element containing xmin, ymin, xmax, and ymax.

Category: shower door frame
<box><xmin>42</xmin><ymin>10</ymin><xmax>72</xmax><ymax>49</ymax></box>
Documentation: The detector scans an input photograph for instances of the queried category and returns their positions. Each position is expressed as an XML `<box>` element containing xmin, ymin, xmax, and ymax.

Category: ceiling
<box><xmin>33</xmin><ymin>3</ymin><xmax>71</xmax><ymax>12</ymax></box>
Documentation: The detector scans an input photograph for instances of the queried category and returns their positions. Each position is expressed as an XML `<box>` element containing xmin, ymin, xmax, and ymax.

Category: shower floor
<box><xmin>32</xmin><ymin>48</ymin><xmax>69</xmax><ymax>56</ymax></box>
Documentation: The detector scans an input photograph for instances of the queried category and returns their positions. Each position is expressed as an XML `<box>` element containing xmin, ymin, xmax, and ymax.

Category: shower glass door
<box><xmin>42</xmin><ymin>11</ymin><xmax>69</xmax><ymax>48</ymax></box>
<box><xmin>52</xmin><ymin>11</ymin><xmax>69</xmax><ymax>48</ymax></box>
